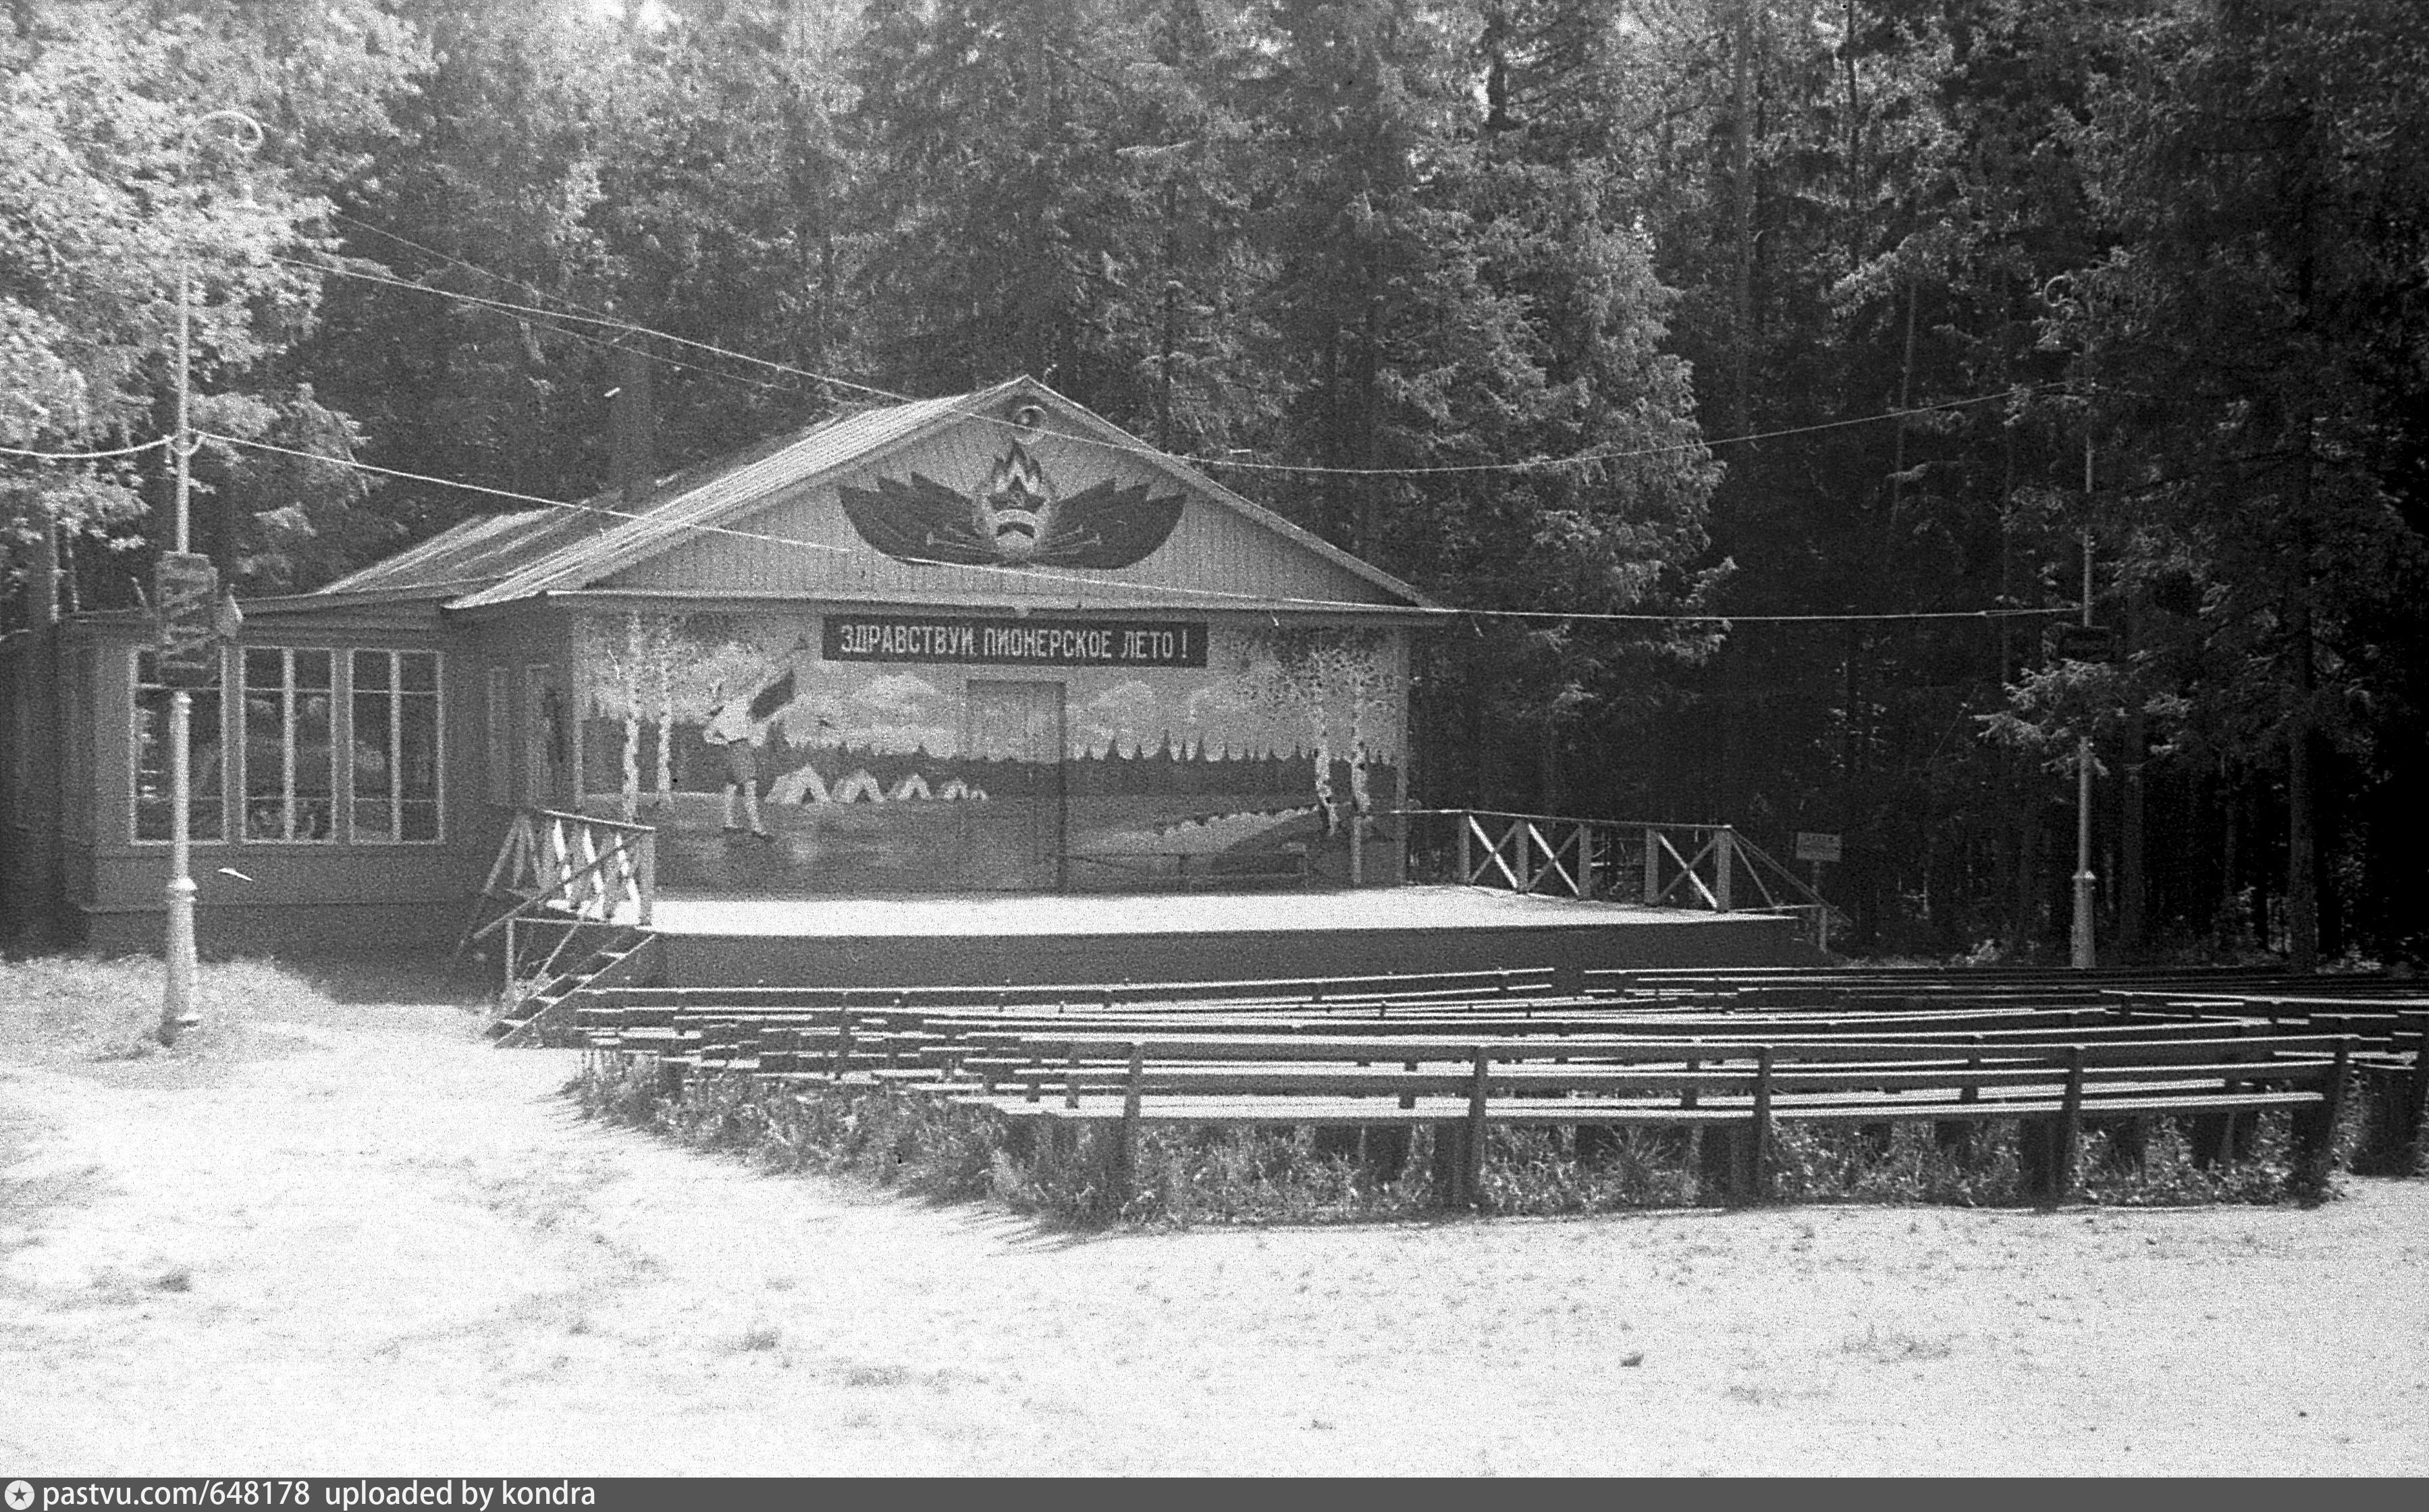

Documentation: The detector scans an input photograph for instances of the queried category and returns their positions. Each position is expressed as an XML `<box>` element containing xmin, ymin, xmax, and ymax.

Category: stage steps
<box><xmin>491</xmin><ymin>925</ymin><xmax>661</xmax><ymax>1047</ymax></box>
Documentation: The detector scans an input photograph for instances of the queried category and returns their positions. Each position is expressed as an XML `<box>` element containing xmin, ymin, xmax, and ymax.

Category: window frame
<box><xmin>238</xmin><ymin>646</ymin><xmax>339</xmax><ymax>845</ymax></box>
<box><xmin>128</xmin><ymin>645</ymin><xmax>230</xmax><ymax>846</ymax></box>
<box><xmin>348</xmin><ymin>647</ymin><xmax>446</xmax><ymax>846</ymax></box>
<box><xmin>484</xmin><ymin>664</ymin><xmax>514</xmax><ymax>807</ymax></box>
<box><xmin>126</xmin><ymin>642</ymin><xmax>446</xmax><ymax>848</ymax></box>
<box><xmin>521</xmin><ymin>662</ymin><xmax>554</xmax><ymax>809</ymax></box>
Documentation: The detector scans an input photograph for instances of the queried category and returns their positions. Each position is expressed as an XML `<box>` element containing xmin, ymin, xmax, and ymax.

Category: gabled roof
<box><xmin>314</xmin><ymin>388</ymin><xmax>977</xmax><ymax>601</ymax></box>
<box><xmin>310</xmin><ymin>377</ymin><xmax>1432</xmax><ymax>614</ymax></box>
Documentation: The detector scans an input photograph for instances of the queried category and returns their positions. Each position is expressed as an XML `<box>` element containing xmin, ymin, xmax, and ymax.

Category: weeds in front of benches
<box><xmin>572</xmin><ymin>1056</ymin><xmax>2370</xmax><ymax>1225</ymax></box>
<box><xmin>1766</xmin><ymin>1123</ymin><xmax>2025</xmax><ymax>1206</ymax></box>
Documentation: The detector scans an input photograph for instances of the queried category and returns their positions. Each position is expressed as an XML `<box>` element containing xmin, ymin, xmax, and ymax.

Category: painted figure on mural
<box><xmin>701</xmin><ymin>692</ymin><xmax>774</xmax><ymax>840</ymax></box>
<box><xmin>703</xmin><ymin>657</ymin><xmax>803</xmax><ymax>841</ymax></box>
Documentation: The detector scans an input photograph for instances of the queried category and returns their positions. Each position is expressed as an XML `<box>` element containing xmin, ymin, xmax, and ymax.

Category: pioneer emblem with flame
<box><xmin>839</xmin><ymin>442</ymin><xmax>1184</xmax><ymax>570</ymax></box>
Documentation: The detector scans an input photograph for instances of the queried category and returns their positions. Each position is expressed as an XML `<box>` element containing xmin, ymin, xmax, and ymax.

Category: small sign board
<box><xmin>823</xmin><ymin>614</ymin><xmax>1208</xmax><ymax>668</ymax></box>
<box><xmin>1794</xmin><ymin>831</ymin><xmax>1843</xmax><ymax>864</ymax></box>
<box><xmin>2052</xmin><ymin>624</ymin><xmax>2116</xmax><ymax>662</ymax></box>
<box><xmin>153</xmin><ymin>552</ymin><xmax>223</xmax><ymax>687</ymax></box>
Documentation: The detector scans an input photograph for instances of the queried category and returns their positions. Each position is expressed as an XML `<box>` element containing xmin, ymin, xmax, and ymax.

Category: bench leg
<box><xmin>2411</xmin><ymin>1058</ymin><xmax>2429</xmax><ymax>1162</ymax></box>
<box><xmin>2019</xmin><ymin>1116</ymin><xmax>2059</xmax><ymax>1204</ymax></box>
<box><xmin>1109</xmin><ymin>1114</ymin><xmax>1142</xmax><ymax>1214</ymax></box>
<box><xmin>2292</xmin><ymin>1046</ymin><xmax>2353</xmax><ymax>1193</ymax></box>
<box><xmin>1933</xmin><ymin>1120</ymin><xmax>1973</xmax><ymax>1162</ymax></box>
<box><xmin>1698</xmin><ymin>1126</ymin><xmax>1742</xmax><ymax>1204</ymax></box>
<box><xmin>2189</xmin><ymin>1110</ymin><xmax>2233</xmax><ymax>1169</ymax></box>
<box><xmin>1432</xmin><ymin>1123</ymin><xmax>1468</xmax><ymax>1210</ymax></box>
<box><xmin>2229</xmin><ymin>1110</ymin><xmax>2258</xmax><ymax>1162</ymax></box>
<box><xmin>2353</xmin><ymin>1064</ymin><xmax>2422</xmax><ymax>1174</ymax></box>
<box><xmin>1360</xmin><ymin>1125</ymin><xmax>1412</xmax><ymax>1184</ymax></box>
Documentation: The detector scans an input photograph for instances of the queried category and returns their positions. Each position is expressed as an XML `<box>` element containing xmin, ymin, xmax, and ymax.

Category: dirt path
<box><xmin>3</xmin><ymin>992</ymin><xmax>2423</xmax><ymax>1476</ymax></box>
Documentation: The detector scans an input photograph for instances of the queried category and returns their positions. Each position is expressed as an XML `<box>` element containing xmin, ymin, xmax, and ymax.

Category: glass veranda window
<box><xmin>351</xmin><ymin>649</ymin><xmax>442</xmax><ymax>842</ymax></box>
<box><xmin>242</xmin><ymin>648</ymin><xmax>335</xmax><ymax>841</ymax></box>
<box><xmin>133</xmin><ymin>649</ymin><xmax>225</xmax><ymax>842</ymax></box>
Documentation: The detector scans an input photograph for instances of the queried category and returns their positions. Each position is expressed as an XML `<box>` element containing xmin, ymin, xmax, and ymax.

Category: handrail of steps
<box><xmin>455</xmin><ymin>807</ymin><xmax>658</xmax><ymax>998</ymax></box>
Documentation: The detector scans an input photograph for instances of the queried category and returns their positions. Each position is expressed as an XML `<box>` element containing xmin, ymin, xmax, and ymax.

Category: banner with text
<box><xmin>822</xmin><ymin>615</ymin><xmax>1208</xmax><ymax>668</ymax></box>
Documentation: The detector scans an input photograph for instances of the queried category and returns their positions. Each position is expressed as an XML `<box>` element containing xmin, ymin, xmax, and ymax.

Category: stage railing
<box><xmin>455</xmin><ymin>808</ymin><xmax>658</xmax><ymax>994</ymax></box>
<box><xmin>1396</xmin><ymin>809</ymin><xmax>1844</xmax><ymax>945</ymax></box>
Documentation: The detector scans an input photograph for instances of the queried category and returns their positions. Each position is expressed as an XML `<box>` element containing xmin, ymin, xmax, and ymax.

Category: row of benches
<box><xmin>577</xmin><ymin>968</ymin><xmax>2422</xmax><ymax>1211</ymax></box>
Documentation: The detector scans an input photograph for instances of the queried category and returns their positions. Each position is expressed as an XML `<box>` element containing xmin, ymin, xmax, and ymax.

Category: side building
<box><xmin>0</xmin><ymin>377</ymin><xmax>1435</xmax><ymax>955</ymax></box>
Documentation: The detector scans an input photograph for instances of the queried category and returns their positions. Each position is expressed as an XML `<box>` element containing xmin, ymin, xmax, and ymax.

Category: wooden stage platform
<box><xmin>643</xmin><ymin>886</ymin><xmax>1814</xmax><ymax>990</ymax></box>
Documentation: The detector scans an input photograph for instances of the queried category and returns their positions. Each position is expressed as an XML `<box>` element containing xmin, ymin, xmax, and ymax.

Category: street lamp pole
<box><xmin>158</xmin><ymin>108</ymin><xmax>263</xmax><ymax>1048</ymax></box>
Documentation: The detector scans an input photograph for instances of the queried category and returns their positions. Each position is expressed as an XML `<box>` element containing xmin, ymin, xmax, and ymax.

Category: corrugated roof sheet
<box><xmin>315</xmin><ymin>508</ymin><xmax>587</xmax><ymax>596</ymax></box>
<box><xmin>309</xmin><ymin>386</ymin><xmax>988</xmax><ymax>604</ymax></box>
<box><xmin>441</xmin><ymin>385</ymin><xmax>994</xmax><ymax>610</ymax></box>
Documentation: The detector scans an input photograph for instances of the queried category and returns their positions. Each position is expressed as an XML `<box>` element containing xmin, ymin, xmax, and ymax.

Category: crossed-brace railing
<box><xmin>456</xmin><ymin>807</ymin><xmax>657</xmax><ymax>996</ymax></box>
<box><xmin>1399</xmin><ymin>809</ymin><xmax>1846</xmax><ymax>945</ymax></box>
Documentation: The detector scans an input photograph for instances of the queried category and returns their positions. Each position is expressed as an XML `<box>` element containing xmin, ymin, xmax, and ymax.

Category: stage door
<box><xmin>961</xmin><ymin>680</ymin><xmax>1066</xmax><ymax>889</ymax></box>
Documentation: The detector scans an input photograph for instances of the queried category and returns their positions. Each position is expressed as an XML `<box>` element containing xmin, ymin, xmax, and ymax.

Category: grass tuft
<box><xmin>0</xmin><ymin>952</ymin><xmax>347</xmax><ymax>1062</ymax></box>
<box><xmin>1842</xmin><ymin>1324</ymin><xmax>1954</xmax><ymax>1362</ymax></box>
<box><xmin>735</xmin><ymin>1322</ymin><xmax>782</xmax><ymax>1352</ymax></box>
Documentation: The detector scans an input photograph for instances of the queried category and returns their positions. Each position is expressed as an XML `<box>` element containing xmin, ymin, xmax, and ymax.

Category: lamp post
<box><xmin>2041</xmin><ymin>273</ymin><xmax>2100</xmax><ymax>973</ymax></box>
<box><xmin>157</xmin><ymin>107</ymin><xmax>263</xmax><ymax>1048</ymax></box>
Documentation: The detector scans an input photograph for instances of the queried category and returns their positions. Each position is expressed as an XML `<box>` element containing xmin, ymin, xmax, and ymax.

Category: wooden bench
<box><xmin>916</xmin><ymin>1031</ymin><xmax>2354</xmax><ymax>1210</ymax></box>
<box><xmin>578</xmin><ymin>964</ymin><xmax>1558</xmax><ymax>1013</ymax></box>
<box><xmin>576</xmin><ymin>963</ymin><xmax>2401</xmax><ymax>1212</ymax></box>
<box><xmin>586</xmin><ymin>1000</ymin><xmax>2285</xmax><ymax>1089</ymax></box>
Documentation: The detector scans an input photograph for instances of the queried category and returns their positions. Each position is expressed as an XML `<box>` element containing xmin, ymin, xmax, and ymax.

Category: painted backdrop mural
<box><xmin>574</xmin><ymin>612</ymin><xmax>1404</xmax><ymax>893</ymax></box>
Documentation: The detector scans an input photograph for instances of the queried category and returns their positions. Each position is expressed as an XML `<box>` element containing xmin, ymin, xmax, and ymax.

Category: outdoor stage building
<box><xmin>0</xmin><ymin>377</ymin><xmax>1438</xmax><ymax>954</ymax></box>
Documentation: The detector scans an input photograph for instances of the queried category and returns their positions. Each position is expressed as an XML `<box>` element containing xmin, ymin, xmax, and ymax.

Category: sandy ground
<box><xmin>2</xmin><ymin>983</ymin><xmax>2424</xmax><ymax>1477</ymax></box>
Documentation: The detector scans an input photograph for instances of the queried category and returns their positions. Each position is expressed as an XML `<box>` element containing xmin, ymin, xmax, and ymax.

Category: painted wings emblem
<box><xmin>838</xmin><ymin>443</ymin><xmax>1183</xmax><ymax>570</ymax></box>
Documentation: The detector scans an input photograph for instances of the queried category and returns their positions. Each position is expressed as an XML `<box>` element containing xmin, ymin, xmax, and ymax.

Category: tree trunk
<box><xmin>1842</xmin><ymin>624</ymin><xmax>1875</xmax><ymax>946</ymax></box>
<box><xmin>1842</xmin><ymin>0</ymin><xmax>1864</xmax><ymax>271</ymax></box>
<box><xmin>2285</xmin><ymin>405</ymin><xmax>2318</xmax><ymax>972</ymax></box>
<box><xmin>1540</xmin><ymin>715</ymin><xmax>1562</xmax><ymax>816</ymax></box>
<box><xmin>1727</xmin><ymin>0</ymin><xmax>1758</xmax><ymax>443</ymax></box>
<box><xmin>29</xmin><ymin>503</ymin><xmax>58</xmax><ymax>626</ymax></box>
<box><xmin>2287</xmin><ymin>587</ymin><xmax>2317</xmax><ymax>971</ymax></box>
<box><xmin>2119</xmin><ymin>591</ymin><xmax>2147</xmax><ymax>951</ymax></box>
<box><xmin>2015</xmin><ymin>787</ymin><xmax>2043</xmax><ymax>950</ymax></box>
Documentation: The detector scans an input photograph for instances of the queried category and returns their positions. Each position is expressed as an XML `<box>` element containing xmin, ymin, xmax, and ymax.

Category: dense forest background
<box><xmin>3</xmin><ymin>0</ymin><xmax>2424</xmax><ymax>965</ymax></box>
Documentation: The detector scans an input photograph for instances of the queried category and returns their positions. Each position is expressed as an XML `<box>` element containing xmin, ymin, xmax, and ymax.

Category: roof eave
<box><xmin>453</xmin><ymin>381</ymin><xmax>1033</xmax><ymax>609</ymax></box>
<box><xmin>500</xmin><ymin>586</ymin><xmax>1447</xmax><ymax>626</ymax></box>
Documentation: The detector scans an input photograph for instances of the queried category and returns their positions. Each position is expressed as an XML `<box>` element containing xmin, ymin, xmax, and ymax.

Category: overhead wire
<box><xmin>279</xmin><ymin>247</ymin><xmax>2064</xmax><ymax>480</ymax></box>
<box><xmin>317</xmin><ymin>216</ymin><xmax>799</xmax><ymax>400</ymax></box>
<box><xmin>207</xmin><ymin>430</ymin><xmax>2080</xmax><ymax>626</ymax></box>
<box><xmin>273</xmin><ymin>253</ymin><xmax>899</xmax><ymax>404</ymax></box>
<box><xmin>196</xmin><ymin>236</ymin><xmax>2083</xmax><ymax>624</ymax></box>
<box><xmin>1</xmin><ymin>437</ymin><xmax>170</xmax><ymax>462</ymax></box>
